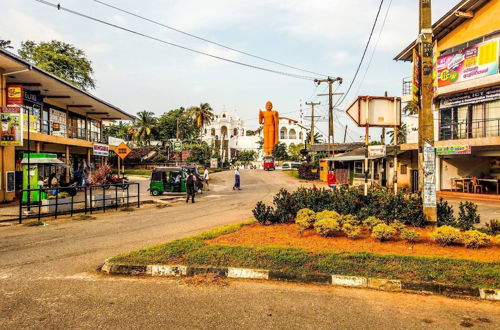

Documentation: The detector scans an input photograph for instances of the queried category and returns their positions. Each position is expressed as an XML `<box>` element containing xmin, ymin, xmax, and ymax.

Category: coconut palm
<box><xmin>189</xmin><ymin>103</ymin><xmax>214</xmax><ymax>128</ymax></box>
<box><xmin>133</xmin><ymin>110</ymin><xmax>157</xmax><ymax>146</ymax></box>
<box><xmin>387</xmin><ymin>124</ymin><xmax>407</xmax><ymax>145</ymax></box>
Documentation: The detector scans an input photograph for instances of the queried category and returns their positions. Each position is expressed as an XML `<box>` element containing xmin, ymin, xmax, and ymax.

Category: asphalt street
<box><xmin>0</xmin><ymin>170</ymin><xmax>498</xmax><ymax>329</ymax></box>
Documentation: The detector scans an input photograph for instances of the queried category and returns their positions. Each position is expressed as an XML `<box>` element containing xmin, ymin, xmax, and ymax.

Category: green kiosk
<box><xmin>21</xmin><ymin>153</ymin><xmax>69</xmax><ymax>203</ymax></box>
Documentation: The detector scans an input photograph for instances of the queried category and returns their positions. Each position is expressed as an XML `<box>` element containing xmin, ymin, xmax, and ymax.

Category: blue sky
<box><xmin>1</xmin><ymin>0</ymin><xmax>460</xmax><ymax>142</ymax></box>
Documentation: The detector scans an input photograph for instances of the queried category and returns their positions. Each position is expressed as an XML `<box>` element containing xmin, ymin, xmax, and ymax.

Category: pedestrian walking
<box><xmin>327</xmin><ymin>170</ymin><xmax>337</xmax><ymax>191</ymax></box>
<box><xmin>203</xmin><ymin>168</ymin><xmax>210</xmax><ymax>191</ymax></box>
<box><xmin>233</xmin><ymin>167</ymin><xmax>241</xmax><ymax>190</ymax></box>
<box><xmin>186</xmin><ymin>170</ymin><xmax>196</xmax><ymax>203</ymax></box>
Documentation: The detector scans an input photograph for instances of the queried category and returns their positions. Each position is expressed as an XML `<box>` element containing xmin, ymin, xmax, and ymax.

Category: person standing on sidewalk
<box><xmin>233</xmin><ymin>167</ymin><xmax>241</xmax><ymax>190</ymax></box>
<box><xmin>203</xmin><ymin>168</ymin><xmax>210</xmax><ymax>191</ymax></box>
<box><xmin>186</xmin><ymin>170</ymin><xmax>196</xmax><ymax>203</ymax></box>
<box><xmin>327</xmin><ymin>170</ymin><xmax>337</xmax><ymax>191</ymax></box>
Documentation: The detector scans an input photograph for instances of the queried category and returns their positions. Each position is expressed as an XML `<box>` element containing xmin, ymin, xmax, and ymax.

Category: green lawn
<box><xmin>109</xmin><ymin>221</ymin><xmax>500</xmax><ymax>288</ymax></box>
<box><xmin>284</xmin><ymin>170</ymin><xmax>300</xmax><ymax>179</ymax></box>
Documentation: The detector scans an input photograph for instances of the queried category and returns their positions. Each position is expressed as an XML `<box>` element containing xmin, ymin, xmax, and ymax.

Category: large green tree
<box><xmin>18</xmin><ymin>40</ymin><xmax>95</xmax><ymax>90</ymax></box>
<box><xmin>0</xmin><ymin>39</ymin><xmax>13</xmax><ymax>49</ymax></box>
<box><xmin>237</xmin><ymin>150</ymin><xmax>257</xmax><ymax>164</ymax></box>
<box><xmin>387</xmin><ymin>124</ymin><xmax>407</xmax><ymax>144</ymax></box>
<box><xmin>133</xmin><ymin>111</ymin><xmax>157</xmax><ymax>146</ymax></box>
<box><xmin>288</xmin><ymin>143</ymin><xmax>304</xmax><ymax>161</ymax></box>
<box><xmin>272</xmin><ymin>142</ymin><xmax>289</xmax><ymax>161</ymax></box>
<box><xmin>157</xmin><ymin>108</ymin><xmax>200</xmax><ymax>143</ymax></box>
<box><xmin>189</xmin><ymin>102</ymin><xmax>214</xmax><ymax>128</ymax></box>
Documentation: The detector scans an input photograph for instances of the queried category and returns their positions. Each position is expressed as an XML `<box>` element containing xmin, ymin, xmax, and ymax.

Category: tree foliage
<box><xmin>131</xmin><ymin>111</ymin><xmax>157</xmax><ymax>146</ymax></box>
<box><xmin>387</xmin><ymin>124</ymin><xmax>407</xmax><ymax>144</ymax></box>
<box><xmin>238</xmin><ymin>150</ymin><xmax>257</xmax><ymax>164</ymax></box>
<box><xmin>157</xmin><ymin>108</ymin><xmax>200</xmax><ymax>143</ymax></box>
<box><xmin>18</xmin><ymin>40</ymin><xmax>95</xmax><ymax>90</ymax></box>
<box><xmin>272</xmin><ymin>142</ymin><xmax>289</xmax><ymax>161</ymax></box>
<box><xmin>288</xmin><ymin>143</ymin><xmax>304</xmax><ymax>161</ymax></box>
<box><xmin>189</xmin><ymin>103</ymin><xmax>214</xmax><ymax>128</ymax></box>
<box><xmin>0</xmin><ymin>39</ymin><xmax>13</xmax><ymax>49</ymax></box>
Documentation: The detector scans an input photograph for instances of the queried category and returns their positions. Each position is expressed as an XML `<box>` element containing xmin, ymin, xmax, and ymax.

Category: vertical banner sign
<box><xmin>0</xmin><ymin>106</ymin><xmax>24</xmax><ymax>146</ymax></box>
<box><xmin>432</xmin><ymin>40</ymin><xmax>438</xmax><ymax>92</ymax></box>
<box><xmin>7</xmin><ymin>84</ymin><xmax>23</xmax><ymax>105</ymax></box>
<box><xmin>412</xmin><ymin>49</ymin><xmax>421</xmax><ymax>105</ymax></box>
<box><xmin>423</xmin><ymin>142</ymin><xmax>436</xmax><ymax>207</ymax></box>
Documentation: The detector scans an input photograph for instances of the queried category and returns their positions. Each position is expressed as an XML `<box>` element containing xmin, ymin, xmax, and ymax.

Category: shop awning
<box><xmin>21</xmin><ymin>153</ymin><xmax>70</xmax><ymax>167</ymax></box>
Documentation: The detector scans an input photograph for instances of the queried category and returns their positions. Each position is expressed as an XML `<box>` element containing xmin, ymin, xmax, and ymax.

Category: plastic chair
<box><xmin>471</xmin><ymin>177</ymin><xmax>483</xmax><ymax>193</ymax></box>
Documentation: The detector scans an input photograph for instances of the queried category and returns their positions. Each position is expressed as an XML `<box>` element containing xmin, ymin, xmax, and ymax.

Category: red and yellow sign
<box><xmin>7</xmin><ymin>85</ymin><xmax>23</xmax><ymax>105</ymax></box>
<box><xmin>116</xmin><ymin>142</ymin><xmax>131</xmax><ymax>160</ymax></box>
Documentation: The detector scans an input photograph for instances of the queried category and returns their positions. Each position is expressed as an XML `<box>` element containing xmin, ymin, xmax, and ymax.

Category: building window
<box><xmin>400</xmin><ymin>164</ymin><xmax>408</xmax><ymax>175</ymax></box>
<box><xmin>233</xmin><ymin>128</ymin><xmax>238</xmax><ymax>136</ymax></box>
<box><xmin>299</xmin><ymin>132</ymin><xmax>303</xmax><ymax>140</ymax></box>
<box><xmin>288</xmin><ymin>129</ymin><xmax>297</xmax><ymax>139</ymax></box>
<box><xmin>211</xmin><ymin>128</ymin><xmax>216</xmax><ymax>136</ymax></box>
<box><xmin>354</xmin><ymin>161</ymin><xmax>363</xmax><ymax>175</ymax></box>
<box><xmin>49</xmin><ymin>108</ymin><xmax>67</xmax><ymax>137</ymax></box>
<box><xmin>280</xmin><ymin>127</ymin><xmax>287</xmax><ymax>139</ymax></box>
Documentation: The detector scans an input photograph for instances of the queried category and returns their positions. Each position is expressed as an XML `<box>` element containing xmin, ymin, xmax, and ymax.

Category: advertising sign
<box><xmin>368</xmin><ymin>145</ymin><xmax>386</xmax><ymax>157</ymax></box>
<box><xmin>7</xmin><ymin>85</ymin><xmax>23</xmax><ymax>105</ymax></box>
<box><xmin>116</xmin><ymin>142</ymin><xmax>131</xmax><ymax>160</ymax></box>
<box><xmin>437</xmin><ymin>38</ymin><xmax>499</xmax><ymax>87</ymax></box>
<box><xmin>49</xmin><ymin>108</ymin><xmax>67</xmax><ymax>137</ymax></box>
<box><xmin>440</xmin><ymin>86</ymin><xmax>500</xmax><ymax>108</ymax></box>
<box><xmin>172</xmin><ymin>140</ymin><xmax>182</xmax><ymax>152</ymax></box>
<box><xmin>0</xmin><ymin>106</ymin><xmax>23</xmax><ymax>146</ymax></box>
<box><xmin>436</xmin><ymin>145</ymin><xmax>471</xmax><ymax>155</ymax></box>
<box><xmin>93</xmin><ymin>143</ymin><xmax>109</xmax><ymax>157</ymax></box>
<box><xmin>412</xmin><ymin>49</ymin><xmax>421</xmax><ymax>105</ymax></box>
<box><xmin>345</xmin><ymin>96</ymin><xmax>401</xmax><ymax>127</ymax></box>
<box><xmin>423</xmin><ymin>142</ymin><xmax>436</xmax><ymax>207</ymax></box>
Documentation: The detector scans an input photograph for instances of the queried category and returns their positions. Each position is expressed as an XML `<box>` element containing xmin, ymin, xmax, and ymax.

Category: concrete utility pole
<box><xmin>305</xmin><ymin>101</ymin><xmax>320</xmax><ymax>147</ymax></box>
<box><xmin>418</xmin><ymin>0</ymin><xmax>437</xmax><ymax>222</ymax></box>
<box><xmin>314</xmin><ymin>77</ymin><xmax>342</xmax><ymax>156</ymax></box>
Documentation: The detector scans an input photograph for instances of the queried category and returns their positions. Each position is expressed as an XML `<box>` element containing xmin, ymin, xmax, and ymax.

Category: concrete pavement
<box><xmin>0</xmin><ymin>170</ymin><xmax>498</xmax><ymax>329</ymax></box>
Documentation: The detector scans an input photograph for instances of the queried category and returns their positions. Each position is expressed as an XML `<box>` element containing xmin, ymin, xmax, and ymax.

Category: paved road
<box><xmin>0</xmin><ymin>170</ymin><xmax>498</xmax><ymax>329</ymax></box>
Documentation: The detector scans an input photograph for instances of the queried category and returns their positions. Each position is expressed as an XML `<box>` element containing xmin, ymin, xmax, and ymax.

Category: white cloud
<box><xmin>193</xmin><ymin>44</ymin><xmax>241</xmax><ymax>68</ymax></box>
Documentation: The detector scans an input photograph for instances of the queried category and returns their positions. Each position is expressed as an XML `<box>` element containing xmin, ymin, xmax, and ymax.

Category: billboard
<box><xmin>436</xmin><ymin>145</ymin><xmax>471</xmax><ymax>155</ymax></box>
<box><xmin>412</xmin><ymin>49</ymin><xmax>421</xmax><ymax>105</ymax></box>
<box><xmin>0</xmin><ymin>106</ymin><xmax>23</xmax><ymax>146</ymax></box>
<box><xmin>7</xmin><ymin>85</ymin><xmax>23</xmax><ymax>105</ymax></box>
<box><xmin>345</xmin><ymin>96</ymin><xmax>401</xmax><ymax>127</ymax></box>
<box><xmin>93</xmin><ymin>143</ymin><xmax>109</xmax><ymax>157</ymax></box>
<box><xmin>437</xmin><ymin>38</ymin><xmax>499</xmax><ymax>87</ymax></box>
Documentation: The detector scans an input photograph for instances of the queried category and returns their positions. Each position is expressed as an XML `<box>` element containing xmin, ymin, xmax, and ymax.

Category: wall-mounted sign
<box><xmin>115</xmin><ymin>142</ymin><xmax>131</xmax><ymax>160</ymax></box>
<box><xmin>438</xmin><ymin>38</ymin><xmax>499</xmax><ymax>87</ymax></box>
<box><xmin>23</xmin><ymin>90</ymin><xmax>43</xmax><ymax>105</ymax></box>
<box><xmin>7</xmin><ymin>85</ymin><xmax>23</xmax><ymax>105</ymax></box>
<box><xmin>423</xmin><ymin>142</ymin><xmax>436</xmax><ymax>207</ymax></box>
<box><xmin>440</xmin><ymin>86</ymin><xmax>500</xmax><ymax>108</ymax></box>
<box><xmin>0</xmin><ymin>106</ymin><xmax>23</xmax><ymax>146</ymax></box>
<box><xmin>93</xmin><ymin>143</ymin><xmax>109</xmax><ymax>157</ymax></box>
<box><xmin>368</xmin><ymin>145</ymin><xmax>386</xmax><ymax>157</ymax></box>
<box><xmin>345</xmin><ymin>96</ymin><xmax>401</xmax><ymax>127</ymax></box>
<box><xmin>436</xmin><ymin>145</ymin><xmax>471</xmax><ymax>155</ymax></box>
<box><xmin>172</xmin><ymin>141</ymin><xmax>182</xmax><ymax>152</ymax></box>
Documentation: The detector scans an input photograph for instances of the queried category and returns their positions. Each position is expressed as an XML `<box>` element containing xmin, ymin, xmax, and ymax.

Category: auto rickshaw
<box><xmin>149</xmin><ymin>167</ymin><xmax>186</xmax><ymax>196</ymax></box>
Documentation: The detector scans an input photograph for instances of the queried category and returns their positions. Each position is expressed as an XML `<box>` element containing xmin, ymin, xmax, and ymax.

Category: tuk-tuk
<box><xmin>263</xmin><ymin>156</ymin><xmax>275</xmax><ymax>171</ymax></box>
<box><xmin>149</xmin><ymin>167</ymin><xmax>186</xmax><ymax>196</ymax></box>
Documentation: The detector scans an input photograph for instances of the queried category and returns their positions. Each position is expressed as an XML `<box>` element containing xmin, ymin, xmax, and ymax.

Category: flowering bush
<box><xmin>400</xmin><ymin>228</ymin><xmax>420</xmax><ymax>243</ymax></box>
<box><xmin>363</xmin><ymin>216</ymin><xmax>384</xmax><ymax>230</ymax></box>
<box><xmin>295</xmin><ymin>208</ymin><xmax>317</xmax><ymax>234</ymax></box>
<box><xmin>430</xmin><ymin>226</ymin><xmax>461</xmax><ymax>246</ymax></box>
<box><xmin>314</xmin><ymin>211</ymin><xmax>341</xmax><ymax>237</ymax></box>
<box><xmin>462</xmin><ymin>230</ymin><xmax>491</xmax><ymax>249</ymax></box>
<box><xmin>371</xmin><ymin>224</ymin><xmax>397</xmax><ymax>241</ymax></box>
<box><xmin>390</xmin><ymin>220</ymin><xmax>406</xmax><ymax>233</ymax></box>
<box><xmin>89</xmin><ymin>163</ymin><xmax>113</xmax><ymax>185</ymax></box>
<box><xmin>342</xmin><ymin>224</ymin><xmax>362</xmax><ymax>239</ymax></box>
<box><xmin>338</xmin><ymin>214</ymin><xmax>361</xmax><ymax>226</ymax></box>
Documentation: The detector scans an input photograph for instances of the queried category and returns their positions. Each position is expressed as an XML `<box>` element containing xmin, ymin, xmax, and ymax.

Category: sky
<box><xmin>0</xmin><ymin>0</ymin><xmax>461</xmax><ymax>142</ymax></box>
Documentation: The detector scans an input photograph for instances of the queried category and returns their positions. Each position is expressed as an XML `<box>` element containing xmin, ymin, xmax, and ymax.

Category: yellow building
<box><xmin>395</xmin><ymin>0</ymin><xmax>500</xmax><ymax>193</ymax></box>
<box><xmin>0</xmin><ymin>48</ymin><xmax>134</xmax><ymax>202</ymax></box>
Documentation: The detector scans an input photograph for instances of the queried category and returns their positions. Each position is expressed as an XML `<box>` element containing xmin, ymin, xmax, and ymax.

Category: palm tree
<box><xmin>189</xmin><ymin>103</ymin><xmax>214</xmax><ymax>128</ymax></box>
<box><xmin>134</xmin><ymin>111</ymin><xmax>157</xmax><ymax>146</ymax></box>
<box><xmin>306</xmin><ymin>131</ymin><xmax>322</xmax><ymax>144</ymax></box>
<box><xmin>387</xmin><ymin>124</ymin><xmax>407</xmax><ymax>144</ymax></box>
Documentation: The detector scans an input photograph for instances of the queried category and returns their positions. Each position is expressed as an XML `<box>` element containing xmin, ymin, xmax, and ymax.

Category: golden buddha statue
<box><xmin>259</xmin><ymin>101</ymin><xmax>279</xmax><ymax>156</ymax></box>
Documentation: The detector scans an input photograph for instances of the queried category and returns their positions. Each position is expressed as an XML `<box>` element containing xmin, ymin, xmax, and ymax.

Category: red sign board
<box><xmin>7</xmin><ymin>85</ymin><xmax>23</xmax><ymax>105</ymax></box>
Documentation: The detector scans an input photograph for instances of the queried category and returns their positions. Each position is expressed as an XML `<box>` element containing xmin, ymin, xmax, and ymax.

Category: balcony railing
<box><xmin>439</xmin><ymin>118</ymin><xmax>500</xmax><ymax>141</ymax></box>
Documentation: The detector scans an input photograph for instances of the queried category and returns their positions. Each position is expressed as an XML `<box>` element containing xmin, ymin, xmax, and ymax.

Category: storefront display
<box><xmin>49</xmin><ymin>108</ymin><xmax>67</xmax><ymax>137</ymax></box>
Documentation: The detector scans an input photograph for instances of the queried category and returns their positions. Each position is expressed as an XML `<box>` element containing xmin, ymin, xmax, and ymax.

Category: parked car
<box><xmin>280</xmin><ymin>162</ymin><xmax>301</xmax><ymax>170</ymax></box>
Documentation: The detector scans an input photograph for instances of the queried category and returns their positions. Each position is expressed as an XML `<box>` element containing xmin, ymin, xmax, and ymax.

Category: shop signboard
<box><xmin>0</xmin><ymin>106</ymin><xmax>23</xmax><ymax>146</ymax></box>
<box><xmin>368</xmin><ymin>145</ymin><xmax>386</xmax><ymax>157</ymax></box>
<box><xmin>172</xmin><ymin>140</ymin><xmax>182</xmax><ymax>152</ymax></box>
<box><xmin>423</xmin><ymin>142</ymin><xmax>436</xmax><ymax>207</ymax></box>
<box><xmin>7</xmin><ymin>84</ymin><xmax>23</xmax><ymax>105</ymax></box>
<box><xmin>440</xmin><ymin>86</ymin><xmax>500</xmax><ymax>108</ymax></box>
<box><xmin>116</xmin><ymin>142</ymin><xmax>131</xmax><ymax>160</ymax></box>
<box><xmin>437</xmin><ymin>38</ymin><xmax>499</xmax><ymax>87</ymax></box>
<box><xmin>436</xmin><ymin>145</ymin><xmax>471</xmax><ymax>155</ymax></box>
<box><xmin>412</xmin><ymin>49</ymin><xmax>421</xmax><ymax>105</ymax></box>
<box><xmin>93</xmin><ymin>143</ymin><xmax>109</xmax><ymax>157</ymax></box>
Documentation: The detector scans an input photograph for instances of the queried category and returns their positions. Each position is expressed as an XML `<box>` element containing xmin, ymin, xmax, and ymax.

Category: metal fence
<box><xmin>439</xmin><ymin>118</ymin><xmax>500</xmax><ymax>141</ymax></box>
<box><xmin>18</xmin><ymin>183</ymin><xmax>140</xmax><ymax>224</ymax></box>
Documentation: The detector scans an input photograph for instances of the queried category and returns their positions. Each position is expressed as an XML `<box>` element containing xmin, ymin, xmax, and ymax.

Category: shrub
<box><xmin>456</xmin><ymin>201</ymin><xmax>480</xmax><ymax>231</ymax></box>
<box><xmin>371</xmin><ymin>224</ymin><xmax>397</xmax><ymax>242</ymax></box>
<box><xmin>273</xmin><ymin>189</ymin><xmax>298</xmax><ymax>223</ymax></box>
<box><xmin>430</xmin><ymin>226</ymin><xmax>461</xmax><ymax>246</ymax></box>
<box><xmin>484</xmin><ymin>219</ymin><xmax>500</xmax><ymax>235</ymax></box>
<box><xmin>342</xmin><ymin>224</ymin><xmax>362</xmax><ymax>239</ymax></box>
<box><xmin>298</xmin><ymin>162</ymin><xmax>319</xmax><ymax>181</ymax></box>
<box><xmin>338</xmin><ymin>214</ymin><xmax>360</xmax><ymax>226</ymax></box>
<box><xmin>437</xmin><ymin>198</ymin><xmax>455</xmax><ymax>227</ymax></box>
<box><xmin>493</xmin><ymin>235</ymin><xmax>500</xmax><ymax>245</ymax></box>
<box><xmin>252</xmin><ymin>201</ymin><xmax>277</xmax><ymax>225</ymax></box>
<box><xmin>363</xmin><ymin>216</ymin><xmax>384</xmax><ymax>230</ymax></box>
<box><xmin>400</xmin><ymin>228</ymin><xmax>420</xmax><ymax>243</ymax></box>
<box><xmin>390</xmin><ymin>220</ymin><xmax>406</xmax><ymax>233</ymax></box>
<box><xmin>295</xmin><ymin>208</ymin><xmax>316</xmax><ymax>234</ymax></box>
<box><xmin>462</xmin><ymin>230</ymin><xmax>491</xmax><ymax>249</ymax></box>
<box><xmin>314</xmin><ymin>211</ymin><xmax>341</xmax><ymax>237</ymax></box>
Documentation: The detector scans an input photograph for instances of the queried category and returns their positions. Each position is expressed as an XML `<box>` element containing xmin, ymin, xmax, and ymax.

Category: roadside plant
<box><xmin>273</xmin><ymin>189</ymin><xmax>299</xmax><ymax>223</ymax></box>
<box><xmin>314</xmin><ymin>211</ymin><xmax>341</xmax><ymax>237</ymax></box>
<box><xmin>483</xmin><ymin>219</ymin><xmax>500</xmax><ymax>235</ymax></box>
<box><xmin>456</xmin><ymin>201</ymin><xmax>480</xmax><ymax>231</ymax></box>
<box><xmin>338</xmin><ymin>214</ymin><xmax>360</xmax><ymax>226</ymax></box>
<box><xmin>371</xmin><ymin>224</ymin><xmax>397</xmax><ymax>242</ymax></box>
<box><xmin>437</xmin><ymin>198</ymin><xmax>455</xmax><ymax>227</ymax></box>
<box><xmin>390</xmin><ymin>220</ymin><xmax>406</xmax><ymax>233</ymax></box>
<box><xmin>430</xmin><ymin>226</ymin><xmax>461</xmax><ymax>246</ymax></box>
<box><xmin>462</xmin><ymin>230</ymin><xmax>491</xmax><ymax>249</ymax></box>
<box><xmin>363</xmin><ymin>216</ymin><xmax>384</xmax><ymax>230</ymax></box>
<box><xmin>315</xmin><ymin>210</ymin><xmax>340</xmax><ymax>222</ymax></box>
<box><xmin>400</xmin><ymin>228</ymin><xmax>420</xmax><ymax>244</ymax></box>
<box><xmin>342</xmin><ymin>224</ymin><xmax>362</xmax><ymax>239</ymax></box>
<box><xmin>295</xmin><ymin>208</ymin><xmax>317</xmax><ymax>234</ymax></box>
<box><xmin>252</xmin><ymin>201</ymin><xmax>277</xmax><ymax>225</ymax></box>
<box><xmin>493</xmin><ymin>235</ymin><xmax>500</xmax><ymax>246</ymax></box>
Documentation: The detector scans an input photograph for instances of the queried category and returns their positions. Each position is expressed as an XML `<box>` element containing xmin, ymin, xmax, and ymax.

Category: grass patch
<box><xmin>120</xmin><ymin>207</ymin><xmax>136</xmax><ymax>212</ymax></box>
<box><xmin>112</xmin><ymin>169</ymin><xmax>151</xmax><ymax>177</ymax></box>
<box><xmin>109</xmin><ymin>221</ymin><xmax>500</xmax><ymax>288</ymax></box>
<box><xmin>24</xmin><ymin>219</ymin><xmax>45</xmax><ymax>227</ymax></box>
<box><xmin>284</xmin><ymin>170</ymin><xmax>299</xmax><ymax>179</ymax></box>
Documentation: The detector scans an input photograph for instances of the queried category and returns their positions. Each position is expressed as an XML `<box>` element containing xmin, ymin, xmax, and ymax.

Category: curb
<box><xmin>100</xmin><ymin>261</ymin><xmax>499</xmax><ymax>301</ymax></box>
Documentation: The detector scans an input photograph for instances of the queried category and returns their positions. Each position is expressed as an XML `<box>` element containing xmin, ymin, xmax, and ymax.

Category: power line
<box><xmin>93</xmin><ymin>0</ymin><xmax>329</xmax><ymax>78</ymax></box>
<box><xmin>34</xmin><ymin>0</ymin><xmax>316</xmax><ymax>81</ymax></box>
<box><xmin>335</xmin><ymin>0</ymin><xmax>385</xmax><ymax>107</ymax></box>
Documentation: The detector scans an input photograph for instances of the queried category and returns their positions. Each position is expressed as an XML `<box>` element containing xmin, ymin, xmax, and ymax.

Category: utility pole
<box><xmin>314</xmin><ymin>77</ymin><xmax>342</xmax><ymax>156</ymax></box>
<box><xmin>418</xmin><ymin>0</ymin><xmax>437</xmax><ymax>222</ymax></box>
<box><xmin>343</xmin><ymin>125</ymin><xmax>348</xmax><ymax>143</ymax></box>
<box><xmin>305</xmin><ymin>101</ymin><xmax>320</xmax><ymax>147</ymax></box>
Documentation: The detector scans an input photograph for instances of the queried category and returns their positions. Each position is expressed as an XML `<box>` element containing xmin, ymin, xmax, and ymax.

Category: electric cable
<box><xmin>92</xmin><ymin>0</ymin><xmax>329</xmax><ymax>78</ymax></box>
<box><xmin>34</xmin><ymin>0</ymin><xmax>316</xmax><ymax>81</ymax></box>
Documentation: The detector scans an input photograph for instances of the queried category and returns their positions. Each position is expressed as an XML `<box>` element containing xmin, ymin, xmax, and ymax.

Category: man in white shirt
<box><xmin>203</xmin><ymin>168</ymin><xmax>210</xmax><ymax>191</ymax></box>
<box><xmin>233</xmin><ymin>167</ymin><xmax>241</xmax><ymax>190</ymax></box>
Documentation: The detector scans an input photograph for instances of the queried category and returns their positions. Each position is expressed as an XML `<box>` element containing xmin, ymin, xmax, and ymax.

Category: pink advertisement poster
<box><xmin>437</xmin><ymin>38</ymin><xmax>498</xmax><ymax>87</ymax></box>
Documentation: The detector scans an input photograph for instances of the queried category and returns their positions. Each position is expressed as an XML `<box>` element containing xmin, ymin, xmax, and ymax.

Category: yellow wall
<box><xmin>438</xmin><ymin>0</ymin><xmax>500</xmax><ymax>52</ymax></box>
